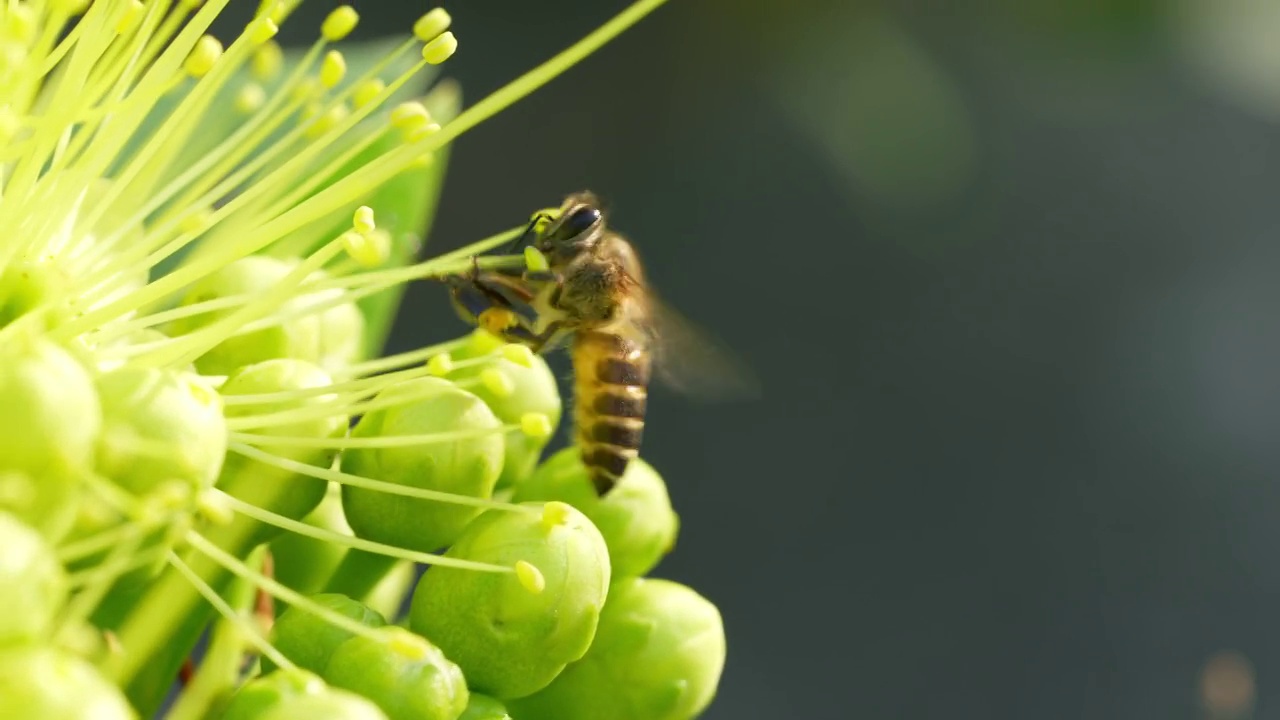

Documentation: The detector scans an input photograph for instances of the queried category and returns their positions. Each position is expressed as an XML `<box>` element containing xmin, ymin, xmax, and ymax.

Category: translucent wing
<box><xmin>638</xmin><ymin>289</ymin><xmax>760</xmax><ymax>402</ymax></box>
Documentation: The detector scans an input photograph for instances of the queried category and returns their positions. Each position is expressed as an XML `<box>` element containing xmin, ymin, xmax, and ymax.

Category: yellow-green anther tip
<box><xmin>406</xmin><ymin>123</ymin><xmax>442</xmax><ymax>143</ymax></box>
<box><xmin>321</xmin><ymin>50</ymin><xmax>347</xmax><ymax>89</ymax></box>
<box><xmin>422</xmin><ymin>32</ymin><xmax>458</xmax><ymax>65</ymax></box>
<box><xmin>541</xmin><ymin>501</ymin><xmax>573</xmax><ymax>530</ymax></box>
<box><xmin>520</xmin><ymin>412</ymin><xmax>553</xmax><ymax>440</ymax></box>
<box><xmin>253</xmin><ymin>41</ymin><xmax>283</xmax><ymax>80</ymax></box>
<box><xmin>516</xmin><ymin>560</ymin><xmax>546</xmax><ymax>595</ymax></box>
<box><xmin>340</xmin><ymin>231</ymin><xmax>383</xmax><ymax>268</ymax></box>
<box><xmin>480</xmin><ymin>368</ymin><xmax>514</xmax><ymax>398</ymax></box>
<box><xmin>50</xmin><ymin>0</ymin><xmax>89</xmax><ymax>15</ymax></box>
<box><xmin>322</xmin><ymin>6</ymin><xmax>360</xmax><ymax>42</ymax></box>
<box><xmin>235</xmin><ymin>83</ymin><xmax>267</xmax><ymax>114</ymax></box>
<box><xmin>414</xmin><ymin>8</ymin><xmax>452</xmax><ymax>42</ymax></box>
<box><xmin>353</xmin><ymin>206</ymin><xmax>376</xmax><ymax>234</ymax></box>
<box><xmin>524</xmin><ymin>246</ymin><xmax>551</xmax><ymax>272</ymax></box>
<box><xmin>353</xmin><ymin>79</ymin><xmax>385</xmax><ymax>108</ymax></box>
<box><xmin>426</xmin><ymin>353</ymin><xmax>454</xmax><ymax>376</ymax></box>
<box><xmin>390</xmin><ymin>102</ymin><xmax>432</xmax><ymax>130</ymax></box>
<box><xmin>501</xmin><ymin>343</ymin><xmax>535</xmax><ymax>368</ymax></box>
<box><xmin>185</xmin><ymin>35</ymin><xmax>223</xmax><ymax>78</ymax></box>
<box><xmin>248</xmin><ymin>16</ymin><xmax>278</xmax><ymax>44</ymax></box>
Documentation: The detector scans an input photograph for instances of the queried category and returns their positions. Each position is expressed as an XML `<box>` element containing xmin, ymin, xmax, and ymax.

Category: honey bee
<box><xmin>445</xmin><ymin>191</ymin><xmax>754</xmax><ymax>495</ymax></box>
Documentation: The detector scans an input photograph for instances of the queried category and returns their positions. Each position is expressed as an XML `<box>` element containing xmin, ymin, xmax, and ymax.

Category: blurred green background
<box><xmin>215</xmin><ymin>0</ymin><xmax>1280</xmax><ymax>717</ymax></box>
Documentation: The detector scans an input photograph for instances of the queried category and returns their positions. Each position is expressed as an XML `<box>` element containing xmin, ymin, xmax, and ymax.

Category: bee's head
<box><xmin>537</xmin><ymin>192</ymin><xmax>605</xmax><ymax>260</ymax></box>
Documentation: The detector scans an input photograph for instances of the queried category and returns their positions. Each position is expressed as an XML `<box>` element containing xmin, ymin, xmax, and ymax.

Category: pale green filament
<box><xmin>228</xmin><ymin>443</ymin><xmax>535</xmax><ymax>513</ymax></box>
<box><xmin>229</xmin><ymin>424</ymin><xmax>521</xmax><ymax>449</ymax></box>
<box><xmin>166</xmin><ymin>550</ymin><xmax>296</xmax><ymax>672</ymax></box>
<box><xmin>215</xmin><ymin>491</ymin><xmax>514</xmax><ymax>573</ymax></box>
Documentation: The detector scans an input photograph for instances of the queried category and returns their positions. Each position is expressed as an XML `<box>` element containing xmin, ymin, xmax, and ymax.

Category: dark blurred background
<box><xmin>228</xmin><ymin>0</ymin><xmax>1280</xmax><ymax>717</ymax></box>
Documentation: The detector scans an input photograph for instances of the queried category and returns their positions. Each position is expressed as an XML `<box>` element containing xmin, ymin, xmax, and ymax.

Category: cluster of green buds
<box><xmin>0</xmin><ymin>0</ymin><xmax>726</xmax><ymax>719</ymax></box>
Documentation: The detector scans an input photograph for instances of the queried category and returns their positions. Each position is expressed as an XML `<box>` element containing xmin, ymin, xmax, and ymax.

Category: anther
<box><xmin>321</xmin><ymin>50</ymin><xmax>346</xmax><ymax>89</ymax></box>
<box><xmin>414</xmin><ymin>9</ymin><xmax>452</xmax><ymax>42</ymax></box>
<box><xmin>252</xmin><ymin>41</ymin><xmax>283</xmax><ymax>81</ymax></box>
<box><xmin>501</xmin><ymin>344</ymin><xmax>535</xmax><ymax>368</ymax></box>
<box><xmin>480</xmin><ymin>368</ymin><xmax>514</xmax><ymax>398</ymax></box>
<box><xmin>520</xmin><ymin>412</ymin><xmax>553</xmax><ymax>440</ymax></box>
<box><xmin>322</xmin><ymin>6</ymin><xmax>360</xmax><ymax>42</ymax></box>
<box><xmin>353</xmin><ymin>206</ymin><xmax>376</xmax><ymax>234</ymax></box>
<box><xmin>185</xmin><ymin>35</ymin><xmax>223</xmax><ymax>78</ymax></box>
<box><xmin>390</xmin><ymin>102</ymin><xmax>432</xmax><ymax>131</ymax></box>
<box><xmin>422</xmin><ymin>32</ymin><xmax>458</xmax><ymax>65</ymax></box>
<box><xmin>353</xmin><ymin>79</ymin><xmax>385</xmax><ymax>109</ymax></box>
<box><xmin>425</xmin><ymin>353</ymin><xmax>454</xmax><ymax>376</ymax></box>
<box><xmin>524</xmin><ymin>247</ymin><xmax>550</xmax><ymax>273</ymax></box>
<box><xmin>235</xmin><ymin>83</ymin><xmax>267</xmax><ymax>114</ymax></box>
<box><xmin>515</xmin><ymin>561</ymin><xmax>546</xmax><ymax>594</ymax></box>
<box><xmin>247</xmin><ymin>17</ymin><xmax>278</xmax><ymax>45</ymax></box>
<box><xmin>540</xmin><ymin>501</ymin><xmax>573</xmax><ymax>530</ymax></box>
<box><xmin>115</xmin><ymin>1</ymin><xmax>145</xmax><ymax>35</ymax></box>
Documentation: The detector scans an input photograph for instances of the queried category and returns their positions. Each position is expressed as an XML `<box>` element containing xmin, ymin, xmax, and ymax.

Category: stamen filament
<box><xmin>230</xmin><ymin>425</ymin><xmax>518</xmax><ymax>449</ymax></box>
<box><xmin>215</xmin><ymin>491</ymin><xmax>513</xmax><ymax>573</ymax></box>
<box><xmin>165</xmin><ymin>550</ymin><xmax>295</xmax><ymax>672</ymax></box>
<box><xmin>228</xmin><ymin>443</ymin><xmax>534</xmax><ymax>513</ymax></box>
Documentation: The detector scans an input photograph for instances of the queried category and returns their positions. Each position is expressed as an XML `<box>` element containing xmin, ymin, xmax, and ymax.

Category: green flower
<box><xmin>0</xmin><ymin>2</ymin><xmax>726</xmax><ymax>720</ymax></box>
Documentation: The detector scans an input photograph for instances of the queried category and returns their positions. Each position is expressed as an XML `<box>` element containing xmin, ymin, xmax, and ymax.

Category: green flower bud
<box><xmin>448</xmin><ymin>330</ymin><xmax>561</xmax><ymax>489</ymax></box>
<box><xmin>220</xmin><ymin>359</ymin><xmax>347</xmax><ymax>545</ymax></box>
<box><xmin>340</xmin><ymin>377</ymin><xmax>503</xmax><ymax>552</ymax></box>
<box><xmin>270</xmin><ymin>485</ymin><xmax>351</xmax><ymax>595</ymax></box>
<box><xmin>219</xmin><ymin>669</ymin><xmax>389</xmax><ymax>720</ymax></box>
<box><xmin>95</xmin><ymin>366</ymin><xmax>226</xmax><ymax>496</ymax></box>
<box><xmin>324</xmin><ymin>628</ymin><xmax>469</xmax><ymax>720</ymax></box>
<box><xmin>409</xmin><ymin>502</ymin><xmax>611</xmax><ymax>699</ymax></box>
<box><xmin>0</xmin><ymin>511</ymin><xmax>67</xmax><ymax>645</ymax></box>
<box><xmin>513</xmin><ymin>447</ymin><xmax>678</xmax><ymax>579</ymax></box>
<box><xmin>460</xmin><ymin>694</ymin><xmax>511</xmax><ymax>720</ymax></box>
<box><xmin>168</xmin><ymin>255</ymin><xmax>364</xmax><ymax>376</ymax></box>
<box><xmin>266</xmin><ymin>593</ymin><xmax>387</xmax><ymax>675</ymax></box>
<box><xmin>0</xmin><ymin>645</ymin><xmax>135</xmax><ymax>719</ymax></box>
<box><xmin>0</xmin><ymin>331</ymin><xmax>100</xmax><ymax>539</ymax></box>
<box><xmin>510</xmin><ymin>578</ymin><xmax>726</xmax><ymax>720</ymax></box>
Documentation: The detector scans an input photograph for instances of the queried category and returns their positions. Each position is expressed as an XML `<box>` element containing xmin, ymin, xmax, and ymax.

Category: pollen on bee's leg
<box><xmin>478</xmin><ymin>307</ymin><xmax>519</xmax><ymax>334</ymax></box>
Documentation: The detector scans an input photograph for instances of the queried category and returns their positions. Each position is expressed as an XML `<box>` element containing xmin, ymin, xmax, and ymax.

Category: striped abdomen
<box><xmin>571</xmin><ymin>330</ymin><xmax>651</xmax><ymax>495</ymax></box>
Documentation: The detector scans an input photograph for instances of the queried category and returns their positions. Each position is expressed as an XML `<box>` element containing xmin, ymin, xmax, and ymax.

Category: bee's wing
<box><xmin>639</xmin><ymin>290</ymin><xmax>760</xmax><ymax>402</ymax></box>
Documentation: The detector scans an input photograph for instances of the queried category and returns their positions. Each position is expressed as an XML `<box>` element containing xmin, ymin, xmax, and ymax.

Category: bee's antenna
<box><xmin>505</xmin><ymin>212</ymin><xmax>550</xmax><ymax>254</ymax></box>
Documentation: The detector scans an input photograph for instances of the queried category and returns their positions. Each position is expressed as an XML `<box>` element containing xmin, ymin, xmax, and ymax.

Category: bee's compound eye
<box><xmin>560</xmin><ymin>206</ymin><xmax>601</xmax><ymax>238</ymax></box>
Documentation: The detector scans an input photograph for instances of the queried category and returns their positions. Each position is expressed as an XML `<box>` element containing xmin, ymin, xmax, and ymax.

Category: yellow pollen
<box><xmin>501</xmin><ymin>344</ymin><xmax>535</xmax><ymax>368</ymax></box>
<box><xmin>524</xmin><ymin>246</ymin><xmax>551</xmax><ymax>273</ymax></box>
<box><xmin>321</xmin><ymin>50</ymin><xmax>347</xmax><ymax>89</ymax></box>
<box><xmin>520</xmin><ymin>412</ymin><xmax>553</xmax><ymax>440</ymax></box>
<box><xmin>414</xmin><ymin>8</ymin><xmax>452</xmax><ymax>42</ymax></box>
<box><xmin>247</xmin><ymin>16</ymin><xmax>279</xmax><ymax>45</ymax></box>
<box><xmin>479</xmin><ymin>307</ymin><xmax>518</xmax><ymax>334</ymax></box>
<box><xmin>422</xmin><ymin>32</ymin><xmax>458</xmax><ymax>65</ymax></box>
<box><xmin>515</xmin><ymin>561</ymin><xmax>546</xmax><ymax>594</ymax></box>
<box><xmin>322</xmin><ymin>6</ymin><xmax>361</xmax><ymax>42</ymax></box>
<box><xmin>185</xmin><ymin>35</ymin><xmax>223</xmax><ymax>78</ymax></box>
<box><xmin>252</xmin><ymin>41</ymin><xmax>283</xmax><ymax>81</ymax></box>
<box><xmin>235</xmin><ymin>83</ymin><xmax>267</xmax><ymax>114</ymax></box>
<box><xmin>425</xmin><ymin>353</ymin><xmax>454</xmax><ymax>376</ymax></box>
<box><xmin>480</xmin><ymin>368</ymin><xmax>514</xmax><ymax>398</ymax></box>
<box><xmin>353</xmin><ymin>79</ymin><xmax>386</xmax><ymax>109</ymax></box>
